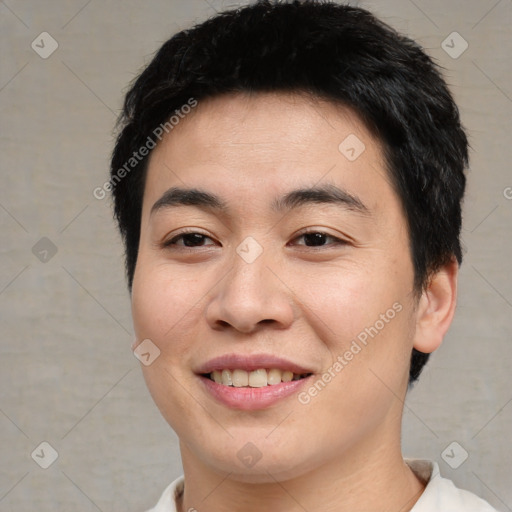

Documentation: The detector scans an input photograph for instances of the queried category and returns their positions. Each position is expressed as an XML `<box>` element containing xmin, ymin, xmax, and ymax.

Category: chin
<box><xmin>190</xmin><ymin>434</ymin><xmax>321</xmax><ymax>483</ymax></box>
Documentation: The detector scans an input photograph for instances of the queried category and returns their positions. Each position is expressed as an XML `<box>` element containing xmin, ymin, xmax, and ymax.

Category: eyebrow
<box><xmin>150</xmin><ymin>183</ymin><xmax>370</xmax><ymax>217</ymax></box>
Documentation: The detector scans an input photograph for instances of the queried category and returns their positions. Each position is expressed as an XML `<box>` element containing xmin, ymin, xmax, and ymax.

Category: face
<box><xmin>131</xmin><ymin>92</ymin><xmax>419</xmax><ymax>482</ymax></box>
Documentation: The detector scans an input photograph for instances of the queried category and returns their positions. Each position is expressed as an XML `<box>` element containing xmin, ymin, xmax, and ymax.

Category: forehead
<box><xmin>151</xmin><ymin>91</ymin><xmax>380</xmax><ymax>162</ymax></box>
<box><xmin>142</xmin><ymin>91</ymin><xmax>394</xmax><ymax>219</ymax></box>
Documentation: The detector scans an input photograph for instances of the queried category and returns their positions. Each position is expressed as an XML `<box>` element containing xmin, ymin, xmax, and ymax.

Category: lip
<box><xmin>195</xmin><ymin>353</ymin><xmax>314</xmax><ymax>410</ymax></box>
<box><xmin>195</xmin><ymin>353</ymin><xmax>313</xmax><ymax>375</ymax></box>
<box><xmin>199</xmin><ymin>374</ymin><xmax>312</xmax><ymax>410</ymax></box>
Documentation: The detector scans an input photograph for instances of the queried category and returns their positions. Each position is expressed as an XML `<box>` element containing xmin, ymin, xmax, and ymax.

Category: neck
<box><xmin>177</xmin><ymin>427</ymin><xmax>426</xmax><ymax>512</ymax></box>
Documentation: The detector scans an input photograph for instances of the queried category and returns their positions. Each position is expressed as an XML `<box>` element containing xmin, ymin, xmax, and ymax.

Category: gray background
<box><xmin>1</xmin><ymin>0</ymin><xmax>511</xmax><ymax>510</ymax></box>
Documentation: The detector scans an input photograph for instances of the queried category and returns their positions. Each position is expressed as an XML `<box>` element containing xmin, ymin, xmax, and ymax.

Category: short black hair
<box><xmin>110</xmin><ymin>0</ymin><xmax>468</xmax><ymax>384</ymax></box>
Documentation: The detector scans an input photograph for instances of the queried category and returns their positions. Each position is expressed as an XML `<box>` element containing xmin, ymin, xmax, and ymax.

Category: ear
<box><xmin>413</xmin><ymin>258</ymin><xmax>458</xmax><ymax>354</ymax></box>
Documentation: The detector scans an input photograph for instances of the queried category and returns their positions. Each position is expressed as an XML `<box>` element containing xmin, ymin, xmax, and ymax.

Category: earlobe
<box><xmin>412</xmin><ymin>258</ymin><xmax>459</xmax><ymax>354</ymax></box>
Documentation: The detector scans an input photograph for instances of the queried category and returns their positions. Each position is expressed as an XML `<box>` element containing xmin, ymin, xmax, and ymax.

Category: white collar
<box><xmin>146</xmin><ymin>459</ymin><xmax>498</xmax><ymax>512</ymax></box>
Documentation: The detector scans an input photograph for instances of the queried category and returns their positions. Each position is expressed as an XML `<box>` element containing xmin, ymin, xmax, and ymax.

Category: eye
<box><xmin>292</xmin><ymin>230</ymin><xmax>346</xmax><ymax>248</ymax></box>
<box><xmin>164</xmin><ymin>230</ymin><xmax>216</xmax><ymax>248</ymax></box>
<box><xmin>162</xmin><ymin>229</ymin><xmax>346</xmax><ymax>250</ymax></box>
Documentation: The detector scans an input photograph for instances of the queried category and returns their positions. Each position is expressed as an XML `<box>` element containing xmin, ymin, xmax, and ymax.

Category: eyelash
<box><xmin>163</xmin><ymin>228</ymin><xmax>347</xmax><ymax>250</ymax></box>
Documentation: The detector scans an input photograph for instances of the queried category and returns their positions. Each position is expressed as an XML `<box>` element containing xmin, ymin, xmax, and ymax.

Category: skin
<box><xmin>131</xmin><ymin>91</ymin><xmax>458</xmax><ymax>512</ymax></box>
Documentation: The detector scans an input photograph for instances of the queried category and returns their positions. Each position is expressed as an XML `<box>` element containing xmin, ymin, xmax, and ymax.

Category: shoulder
<box><xmin>144</xmin><ymin>475</ymin><xmax>184</xmax><ymax>512</ymax></box>
<box><xmin>408</xmin><ymin>459</ymin><xmax>501</xmax><ymax>512</ymax></box>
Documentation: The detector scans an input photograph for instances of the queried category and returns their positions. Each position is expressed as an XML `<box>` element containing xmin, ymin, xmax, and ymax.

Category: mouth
<box><xmin>203</xmin><ymin>368</ymin><xmax>313</xmax><ymax>388</ymax></box>
<box><xmin>196</xmin><ymin>354</ymin><xmax>314</xmax><ymax>409</ymax></box>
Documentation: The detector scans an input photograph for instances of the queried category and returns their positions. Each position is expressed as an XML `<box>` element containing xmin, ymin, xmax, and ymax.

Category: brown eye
<box><xmin>293</xmin><ymin>231</ymin><xmax>345</xmax><ymax>247</ymax></box>
<box><xmin>165</xmin><ymin>231</ymin><xmax>216</xmax><ymax>248</ymax></box>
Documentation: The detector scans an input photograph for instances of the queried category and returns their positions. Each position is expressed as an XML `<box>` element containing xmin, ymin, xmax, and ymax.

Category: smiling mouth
<box><xmin>203</xmin><ymin>368</ymin><xmax>313</xmax><ymax>388</ymax></box>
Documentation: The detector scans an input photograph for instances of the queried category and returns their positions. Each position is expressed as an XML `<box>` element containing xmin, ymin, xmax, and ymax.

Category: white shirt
<box><xmin>145</xmin><ymin>459</ymin><xmax>500</xmax><ymax>511</ymax></box>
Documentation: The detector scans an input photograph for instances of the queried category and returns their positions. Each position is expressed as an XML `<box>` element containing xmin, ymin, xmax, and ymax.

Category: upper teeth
<box><xmin>210</xmin><ymin>369</ymin><xmax>307</xmax><ymax>387</ymax></box>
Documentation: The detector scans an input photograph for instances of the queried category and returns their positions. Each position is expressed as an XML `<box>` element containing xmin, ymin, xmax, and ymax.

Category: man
<box><xmin>110</xmin><ymin>1</ymin><xmax>499</xmax><ymax>510</ymax></box>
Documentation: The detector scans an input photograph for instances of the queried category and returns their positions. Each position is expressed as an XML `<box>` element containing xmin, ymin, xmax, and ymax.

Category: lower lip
<box><xmin>199</xmin><ymin>375</ymin><xmax>311</xmax><ymax>410</ymax></box>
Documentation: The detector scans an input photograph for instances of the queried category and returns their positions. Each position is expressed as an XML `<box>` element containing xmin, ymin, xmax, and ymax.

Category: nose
<box><xmin>205</xmin><ymin>246</ymin><xmax>295</xmax><ymax>334</ymax></box>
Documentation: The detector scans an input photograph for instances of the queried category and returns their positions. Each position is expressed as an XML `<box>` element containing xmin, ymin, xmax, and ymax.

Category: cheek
<box><xmin>292</xmin><ymin>263</ymin><xmax>402</xmax><ymax>344</ymax></box>
<box><xmin>131</xmin><ymin>263</ymin><xmax>206</xmax><ymax>429</ymax></box>
<box><xmin>293</xmin><ymin>262</ymin><xmax>415</xmax><ymax>393</ymax></box>
<box><xmin>131</xmin><ymin>261</ymin><xmax>205</xmax><ymax>345</ymax></box>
